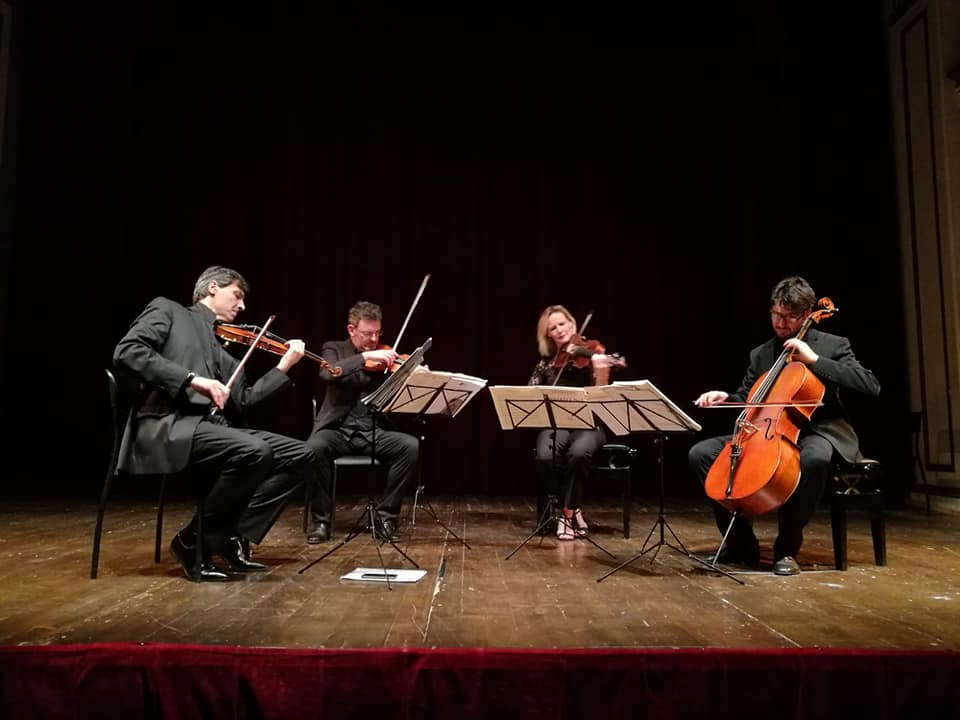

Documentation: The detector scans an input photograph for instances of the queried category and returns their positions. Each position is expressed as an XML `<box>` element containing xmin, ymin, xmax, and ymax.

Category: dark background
<box><xmin>1</xmin><ymin>2</ymin><xmax>910</xmax><ymax>500</ymax></box>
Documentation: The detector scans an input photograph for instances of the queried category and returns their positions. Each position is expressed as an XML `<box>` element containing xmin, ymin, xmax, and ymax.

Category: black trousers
<box><xmin>535</xmin><ymin>428</ymin><xmax>606</xmax><ymax>510</ymax></box>
<box><xmin>306</xmin><ymin>427</ymin><xmax>419</xmax><ymax>523</ymax></box>
<box><xmin>187</xmin><ymin>418</ymin><xmax>317</xmax><ymax>547</ymax></box>
<box><xmin>688</xmin><ymin>432</ymin><xmax>833</xmax><ymax>560</ymax></box>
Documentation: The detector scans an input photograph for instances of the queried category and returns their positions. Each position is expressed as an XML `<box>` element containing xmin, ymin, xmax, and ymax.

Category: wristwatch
<box><xmin>184</xmin><ymin>372</ymin><xmax>197</xmax><ymax>389</ymax></box>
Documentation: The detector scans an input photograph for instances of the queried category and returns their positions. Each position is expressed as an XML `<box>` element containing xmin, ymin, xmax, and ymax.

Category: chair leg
<box><xmin>831</xmin><ymin>502</ymin><xmax>848</xmax><ymax>571</ymax></box>
<box><xmin>870</xmin><ymin>507</ymin><xmax>887</xmax><ymax>566</ymax></box>
<box><xmin>302</xmin><ymin>474</ymin><xmax>312</xmax><ymax>534</ymax></box>
<box><xmin>155</xmin><ymin>474</ymin><xmax>168</xmax><ymax>564</ymax></box>
<box><xmin>194</xmin><ymin>496</ymin><xmax>205</xmax><ymax>579</ymax></box>
<box><xmin>91</xmin><ymin>467</ymin><xmax>118</xmax><ymax>580</ymax></box>
<box><xmin>330</xmin><ymin>466</ymin><xmax>338</xmax><ymax>539</ymax></box>
<box><xmin>622</xmin><ymin>468</ymin><xmax>631</xmax><ymax>540</ymax></box>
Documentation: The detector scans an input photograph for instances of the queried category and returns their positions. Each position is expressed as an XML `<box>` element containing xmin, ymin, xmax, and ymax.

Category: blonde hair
<box><xmin>536</xmin><ymin>305</ymin><xmax>577</xmax><ymax>358</ymax></box>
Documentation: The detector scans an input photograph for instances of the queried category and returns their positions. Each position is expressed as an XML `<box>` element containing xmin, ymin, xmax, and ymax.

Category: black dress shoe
<box><xmin>218</xmin><ymin>536</ymin><xmax>267</xmax><ymax>572</ymax></box>
<box><xmin>375</xmin><ymin>517</ymin><xmax>399</xmax><ymax>543</ymax></box>
<box><xmin>306</xmin><ymin>521</ymin><xmax>331</xmax><ymax>544</ymax></box>
<box><xmin>170</xmin><ymin>533</ymin><xmax>230</xmax><ymax>582</ymax></box>
<box><xmin>773</xmin><ymin>556</ymin><xmax>801</xmax><ymax>576</ymax></box>
<box><xmin>714</xmin><ymin>541</ymin><xmax>761</xmax><ymax>567</ymax></box>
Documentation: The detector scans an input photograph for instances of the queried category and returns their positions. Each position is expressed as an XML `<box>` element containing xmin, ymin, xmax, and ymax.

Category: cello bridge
<box><xmin>737</xmin><ymin>420</ymin><xmax>759</xmax><ymax>436</ymax></box>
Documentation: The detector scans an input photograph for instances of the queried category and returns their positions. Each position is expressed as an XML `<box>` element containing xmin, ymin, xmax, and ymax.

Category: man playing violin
<box><xmin>113</xmin><ymin>266</ymin><xmax>318</xmax><ymax>581</ymax></box>
<box><xmin>305</xmin><ymin>301</ymin><xmax>419</xmax><ymax>543</ymax></box>
<box><xmin>528</xmin><ymin>305</ymin><xmax>624</xmax><ymax>540</ymax></box>
<box><xmin>689</xmin><ymin>276</ymin><xmax>880</xmax><ymax>575</ymax></box>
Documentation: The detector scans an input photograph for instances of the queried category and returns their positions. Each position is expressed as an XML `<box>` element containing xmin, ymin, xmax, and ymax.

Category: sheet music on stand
<box><xmin>384</xmin><ymin>366</ymin><xmax>488</xmax><ymax>417</ymax></box>
<box><xmin>488</xmin><ymin>385</ymin><xmax>597</xmax><ymax>431</ymax></box>
<box><xmin>488</xmin><ymin>381</ymin><xmax>700</xmax><ymax>437</ymax></box>
<box><xmin>583</xmin><ymin>380</ymin><xmax>702</xmax><ymax>435</ymax></box>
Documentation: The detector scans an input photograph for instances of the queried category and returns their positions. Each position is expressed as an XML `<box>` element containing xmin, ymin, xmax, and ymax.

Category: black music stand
<box><xmin>489</xmin><ymin>385</ymin><xmax>617</xmax><ymax>561</ymax></box>
<box><xmin>384</xmin><ymin>368</ymin><xmax>487</xmax><ymax>550</ymax></box>
<box><xmin>299</xmin><ymin>340</ymin><xmax>432</xmax><ymax>590</ymax></box>
<box><xmin>588</xmin><ymin>381</ymin><xmax>744</xmax><ymax>584</ymax></box>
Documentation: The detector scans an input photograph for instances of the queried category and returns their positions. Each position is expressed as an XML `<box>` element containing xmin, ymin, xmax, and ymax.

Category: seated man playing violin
<box><xmin>689</xmin><ymin>276</ymin><xmax>880</xmax><ymax>576</ymax></box>
<box><xmin>528</xmin><ymin>305</ymin><xmax>624</xmax><ymax>541</ymax></box>
<box><xmin>113</xmin><ymin>265</ymin><xmax>318</xmax><ymax>581</ymax></box>
<box><xmin>306</xmin><ymin>301</ymin><xmax>419</xmax><ymax>543</ymax></box>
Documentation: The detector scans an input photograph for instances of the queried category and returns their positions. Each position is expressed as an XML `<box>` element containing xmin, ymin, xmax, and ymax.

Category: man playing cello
<box><xmin>689</xmin><ymin>277</ymin><xmax>880</xmax><ymax>575</ymax></box>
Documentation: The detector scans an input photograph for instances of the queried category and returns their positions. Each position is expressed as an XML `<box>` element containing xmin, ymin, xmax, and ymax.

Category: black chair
<box><xmin>91</xmin><ymin>369</ymin><xmax>204</xmax><ymax>579</ymax></box>
<box><xmin>592</xmin><ymin>443</ymin><xmax>637</xmax><ymax>539</ymax></box>
<box><xmin>535</xmin><ymin>442</ymin><xmax>636</xmax><ymax>538</ymax></box>
<box><xmin>829</xmin><ymin>457</ymin><xmax>886</xmax><ymax>570</ymax></box>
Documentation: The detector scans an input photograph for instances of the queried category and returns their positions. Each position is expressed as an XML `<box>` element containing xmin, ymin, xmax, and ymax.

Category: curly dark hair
<box><xmin>770</xmin><ymin>276</ymin><xmax>815</xmax><ymax>313</ymax></box>
<box><xmin>347</xmin><ymin>301</ymin><xmax>382</xmax><ymax>326</ymax></box>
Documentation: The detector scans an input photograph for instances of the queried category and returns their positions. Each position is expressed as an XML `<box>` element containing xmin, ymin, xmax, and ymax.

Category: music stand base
<box><xmin>506</xmin><ymin>495</ymin><xmax>617</xmax><ymax>561</ymax></box>
<box><xmin>410</xmin><ymin>485</ymin><xmax>471</xmax><ymax>550</ymax></box>
<box><xmin>299</xmin><ymin>500</ymin><xmax>420</xmax><ymax>591</ymax></box>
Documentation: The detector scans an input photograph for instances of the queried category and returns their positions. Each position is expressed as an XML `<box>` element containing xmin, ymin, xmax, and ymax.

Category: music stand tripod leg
<box><xmin>414</xmin><ymin>492</ymin><xmax>472</xmax><ymax>550</ymax></box>
<box><xmin>408</xmin><ymin>419</ymin><xmax>471</xmax><ymax>549</ymax></box>
<box><xmin>685</xmin><ymin>512</ymin><xmax>746</xmax><ymax>585</ymax></box>
<box><xmin>505</xmin><ymin>493</ymin><xmax>558</xmax><ymax>560</ymax></box>
<box><xmin>298</xmin><ymin>500</ymin><xmax>374</xmax><ymax>572</ymax></box>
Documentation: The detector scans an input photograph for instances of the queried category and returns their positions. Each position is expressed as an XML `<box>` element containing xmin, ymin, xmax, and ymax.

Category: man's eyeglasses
<box><xmin>355</xmin><ymin>329</ymin><xmax>382</xmax><ymax>340</ymax></box>
<box><xmin>770</xmin><ymin>310</ymin><xmax>804</xmax><ymax>323</ymax></box>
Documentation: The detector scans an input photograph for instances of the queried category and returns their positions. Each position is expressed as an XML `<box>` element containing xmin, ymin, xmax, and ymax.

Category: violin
<box><xmin>551</xmin><ymin>334</ymin><xmax>626</xmax><ymax>370</ymax></box>
<box><xmin>215</xmin><ymin>323</ymin><xmax>343</xmax><ymax>377</ymax></box>
<box><xmin>550</xmin><ymin>310</ymin><xmax>628</xmax><ymax>387</ymax></box>
<box><xmin>703</xmin><ymin>297</ymin><xmax>837</xmax><ymax>517</ymax></box>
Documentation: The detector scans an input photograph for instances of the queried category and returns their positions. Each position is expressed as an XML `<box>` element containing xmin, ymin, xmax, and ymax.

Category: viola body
<box><xmin>704</xmin><ymin>361</ymin><xmax>825</xmax><ymax>517</ymax></box>
<box><xmin>363</xmin><ymin>344</ymin><xmax>410</xmax><ymax>373</ymax></box>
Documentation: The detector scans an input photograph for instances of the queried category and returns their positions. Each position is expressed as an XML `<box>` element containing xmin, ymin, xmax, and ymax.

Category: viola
<box><xmin>215</xmin><ymin>323</ymin><xmax>343</xmax><ymax>377</ymax></box>
<box><xmin>703</xmin><ymin>297</ymin><xmax>838</xmax><ymax>517</ymax></box>
<box><xmin>363</xmin><ymin>345</ymin><xmax>410</xmax><ymax>373</ymax></box>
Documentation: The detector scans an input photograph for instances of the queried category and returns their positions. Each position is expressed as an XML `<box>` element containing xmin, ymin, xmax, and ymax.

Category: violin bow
<box><xmin>552</xmin><ymin>310</ymin><xmax>593</xmax><ymax>386</ymax></box>
<box><xmin>210</xmin><ymin>315</ymin><xmax>275</xmax><ymax>416</ymax></box>
<box><xmin>391</xmin><ymin>273</ymin><xmax>431</xmax><ymax>352</ymax></box>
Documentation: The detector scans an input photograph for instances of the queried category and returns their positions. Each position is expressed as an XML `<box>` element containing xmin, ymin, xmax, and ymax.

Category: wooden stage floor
<box><xmin>1</xmin><ymin>495</ymin><xmax>958</xmax><ymax>650</ymax></box>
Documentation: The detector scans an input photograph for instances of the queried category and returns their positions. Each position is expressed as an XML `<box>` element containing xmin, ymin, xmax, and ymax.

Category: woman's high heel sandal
<box><xmin>572</xmin><ymin>509</ymin><xmax>589</xmax><ymax>537</ymax></box>
<box><xmin>557</xmin><ymin>516</ymin><xmax>575</xmax><ymax>541</ymax></box>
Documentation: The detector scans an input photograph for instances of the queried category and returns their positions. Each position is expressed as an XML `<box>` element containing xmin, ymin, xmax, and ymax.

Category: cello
<box><xmin>703</xmin><ymin>297</ymin><xmax>837</xmax><ymax>518</ymax></box>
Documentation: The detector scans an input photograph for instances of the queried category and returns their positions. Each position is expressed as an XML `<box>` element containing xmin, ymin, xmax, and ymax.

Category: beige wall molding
<box><xmin>888</xmin><ymin>0</ymin><xmax>960</xmax><ymax>493</ymax></box>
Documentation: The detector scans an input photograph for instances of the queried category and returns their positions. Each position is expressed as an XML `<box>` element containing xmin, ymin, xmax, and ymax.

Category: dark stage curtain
<box><xmin>4</xmin><ymin>3</ymin><xmax>909</xmax><ymax>499</ymax></box>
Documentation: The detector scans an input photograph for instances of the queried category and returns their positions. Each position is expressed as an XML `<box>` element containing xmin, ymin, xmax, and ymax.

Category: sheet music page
<box><xmin>589</xmin><ymin>380</ymin><xmax>703</xmax><ymax>433</ymax></box>
<box><xmin>488</xmin><ymin>385</ymin><xmax>594</xmax><ymax>430</ymax></box>
<box><xmin>385</xmin><ymin>366</ymin><xmax>488</xmax><ymax>417</ymax></box>
<box><xmin>581</xmin><ymin>385</ymin><xmax>630</xmax><ymax>436</ymax></box>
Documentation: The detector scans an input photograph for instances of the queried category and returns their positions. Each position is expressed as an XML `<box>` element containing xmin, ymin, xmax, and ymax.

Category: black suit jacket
<box><xmin>728</xmin><ymin>328</ymin><xmax>880</xmax><ymax>462</ymax></box>
<box><xmin>112</xmin><ymin>297</ymin><xmax>291</xmax><ymax>474</ymax></box>
<box><xmin>313</xmin><ymin>338</ymin><xmax>395</xmax><ymax>432</ymax></box>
